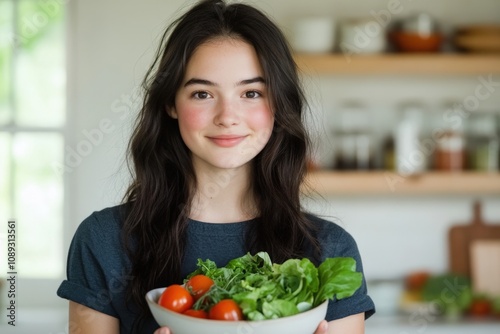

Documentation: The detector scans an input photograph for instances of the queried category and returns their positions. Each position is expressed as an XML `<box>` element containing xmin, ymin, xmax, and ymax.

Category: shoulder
<box><xmin>59</xmin><ymin>204</ymin><xmax>132</xmax><ymax>318</ymax></box>
<box><xmin>305</xmin><ymin>213</ymin><xmax>376</xmax><ymax>320</ymax></box>
<box><xmin>74</xmin><ymin>205</ymin><xmax>126</xmax><ymax>240</ymax></box>
<box><xmin>304</xmin><ymin>213</ymin><xmax>360</xmax><ymax>261</ymax></box>
<box><xmin>305</xmin><ymin>213</ymin><xmax>349</xmax><ymax>237</ymax></box>
<box><xmin>68</xmin><ymin>204</ymin><xmax>129</xmax><ymax>262</ymax></box>
<box><xmin>66</xmin><ymin>204</ymin><xmax>131</xmax><ymax>277</ymax></box>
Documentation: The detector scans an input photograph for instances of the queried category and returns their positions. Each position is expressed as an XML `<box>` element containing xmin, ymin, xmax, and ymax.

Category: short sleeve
<box><xmin>57</xmin><ymin>212</ymin><xmax>122</xmax><ymax>318</ymax></box>
<box><xmin>315</xmin><ymin>219</ymin><xmax>376</xmax><ymax>321</ymax></box>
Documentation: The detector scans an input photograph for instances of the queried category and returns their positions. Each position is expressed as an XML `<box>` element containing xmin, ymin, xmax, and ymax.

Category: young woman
<box><xmin>57</xmin><ymin>1</ymin><xmax>375</xmax><ymax>333</ymax></box>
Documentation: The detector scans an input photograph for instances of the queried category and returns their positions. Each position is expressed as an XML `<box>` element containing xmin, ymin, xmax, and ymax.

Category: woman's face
<box><xmin>171</xmin><ymin>38</ymin><xmax>274</xmax><ymax>174</ymax></box>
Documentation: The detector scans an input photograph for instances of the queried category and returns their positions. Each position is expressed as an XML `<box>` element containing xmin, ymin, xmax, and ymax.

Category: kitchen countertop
<box><xmin>0</xmin><ymin>308</ymin><xmax>67</xmax><ymax>334</ymax></box>
<box><xmin>367</xmin><ymin>314</ymin><xmax>500</xmax><ymax>334</ymax></box>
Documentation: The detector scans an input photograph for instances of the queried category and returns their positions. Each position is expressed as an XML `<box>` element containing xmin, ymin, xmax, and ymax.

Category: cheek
<box><xmin>249</xmin><ymin>107</ymin><xmax>274</xmax><ymax>131</ymax></box>
<box><xmin>248</xmin><ymin>107</ymin><xmax>274</xmax><ymax>147</ymax></box>
<box><xmin>177</xmin><ymin>106</ymin><xmax>210</xmax><ymax>132</ymax></box>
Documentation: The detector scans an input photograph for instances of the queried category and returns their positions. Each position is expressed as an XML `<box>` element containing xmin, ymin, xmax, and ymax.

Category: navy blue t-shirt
<box><xmin>57</xmin><ymin>205</ymin><xmax>375</xmax><ymax>333</ymax></box>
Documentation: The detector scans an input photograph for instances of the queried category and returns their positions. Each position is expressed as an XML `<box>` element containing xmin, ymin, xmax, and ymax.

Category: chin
<box><xmin>208</xmin><ymin>157</ymin><xmax>253</xmax><ymax>170</ymax></box>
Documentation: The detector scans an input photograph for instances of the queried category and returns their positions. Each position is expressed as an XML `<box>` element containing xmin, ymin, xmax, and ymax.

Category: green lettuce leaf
<box><xmin>314</xmin><ymin>257</ymin><xmax>363</xmax><ymax>306</ymax></box>
<box><xmin>262</xmin><ymin>299</ymin><xmax>299</xmax><ymax>319</ymax></box>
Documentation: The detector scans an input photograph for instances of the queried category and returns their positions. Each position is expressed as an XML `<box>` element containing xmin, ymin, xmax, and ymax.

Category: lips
<box><xmin>207</xmin><ymin>135</ymin><xmax>247</xmax><ymax>147</ymax></box>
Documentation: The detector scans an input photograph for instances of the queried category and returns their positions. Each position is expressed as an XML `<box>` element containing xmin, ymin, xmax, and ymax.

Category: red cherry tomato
<box><xmin>469</xmin><ymin>299</ymin><xmax>492</xmax><ymax>316</ymax></box>
<box><xmin>209</xmin><ymin>299</ymin><xmax>243</xmax><ymax>321</ymax></box>
<box><xmin>186</xmin><ymin>275</ymin><xmax>214</xmax><ymax>300</ymax></box>
<box><xmin>183</xmin><ymin>309</ymin><xmax>209</xmax><ymax>319</ymax></box>
<box><xmin>405</xmin><ymin>271</ymin><xmax>430</xmax><ymax>291</ymax></box>
<box><xmin>158</xmin><ymin>284</ymin><xmax>193</xmax><ymax>313</ymax></box>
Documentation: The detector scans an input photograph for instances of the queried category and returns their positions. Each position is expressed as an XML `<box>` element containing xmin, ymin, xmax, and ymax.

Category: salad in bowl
<box><xmin>146</xmin><ymin>252</ymin><xmax>362</xmax><ymax>334</ymax></box>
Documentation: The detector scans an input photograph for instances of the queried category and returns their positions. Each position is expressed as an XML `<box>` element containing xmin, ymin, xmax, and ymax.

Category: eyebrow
<box><xmin>183</xmin><ymin>76</ymin><xmax>266</xmax><ymax>87</ymax></box>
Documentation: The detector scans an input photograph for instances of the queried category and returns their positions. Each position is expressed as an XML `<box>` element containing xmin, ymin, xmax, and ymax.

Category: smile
<box><xmin>207</xmin><ymin>135</ymin><xmax>247</xmax><ymax>148</ymax></box>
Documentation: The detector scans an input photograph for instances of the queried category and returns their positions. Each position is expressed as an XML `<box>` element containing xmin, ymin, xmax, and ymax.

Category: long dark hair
<box><xmin>122</xmin><ymin>0</ymin><xmax>321</xmax><ymax>326</ymax></box>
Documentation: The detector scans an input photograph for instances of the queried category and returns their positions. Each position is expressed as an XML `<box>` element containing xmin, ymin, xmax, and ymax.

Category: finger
<box><xmin>313</xmin><ymin>320</ymin><xmax>328</xmax><ymax>334</ymax></box>
<box><xmin>154</xmin><ymin>328</ymin><xmax>171</xmax><ymax>334</ymax></box>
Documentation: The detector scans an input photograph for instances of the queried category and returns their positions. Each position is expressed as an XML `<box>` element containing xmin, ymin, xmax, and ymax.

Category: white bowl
<box><xmin>146</xmin><ymin>287</ymin><xmax>328</xmax><ymax>334</ymax></box>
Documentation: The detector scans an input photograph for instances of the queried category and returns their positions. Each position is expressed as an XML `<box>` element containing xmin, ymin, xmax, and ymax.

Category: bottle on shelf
<box><xmin>394</xmin><ymin>102</ymin><xmax>428</xmax><ymax>175</ymax></box>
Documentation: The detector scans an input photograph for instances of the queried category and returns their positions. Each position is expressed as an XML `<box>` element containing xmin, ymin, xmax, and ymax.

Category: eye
<box><xmin>192</xmin><ymin>91</ymin><xmax>212</xmax><ymax>99</ymax></box>
<box><xmin>243</xmin><ymin>90</ymin><xmax>262</xmax><ymax>99</ymax></box>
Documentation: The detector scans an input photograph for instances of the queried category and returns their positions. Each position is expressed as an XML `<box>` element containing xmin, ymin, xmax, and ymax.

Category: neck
<box><xmin>190</xmin><ymin>163</ymin><xmax>257</xmax><ymax>223</ymax></box>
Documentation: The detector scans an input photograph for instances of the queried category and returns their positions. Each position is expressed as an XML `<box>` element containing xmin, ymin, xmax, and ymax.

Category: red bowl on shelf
<box><xmin>390</xmin><ymin>32</ymin><xmax>444</xmax><ymax>53</ymax></box>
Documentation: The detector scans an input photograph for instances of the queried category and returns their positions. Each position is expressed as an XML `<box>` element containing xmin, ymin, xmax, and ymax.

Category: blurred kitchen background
<box><xmin>0</xmin><ymin>0</ymin><xmax>499</xmax><ymax>333</ymax></box>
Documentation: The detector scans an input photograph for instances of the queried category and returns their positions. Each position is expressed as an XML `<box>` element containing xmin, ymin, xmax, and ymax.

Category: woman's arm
<box><xmin>69</xmin><ymin>301</ymin><xmax>119</xmax><ymax>334</ymax></box>
<box><xmin>315</xmin><ymin>313</ymin><xmax>365</xmax><ymax>334</ymax></box>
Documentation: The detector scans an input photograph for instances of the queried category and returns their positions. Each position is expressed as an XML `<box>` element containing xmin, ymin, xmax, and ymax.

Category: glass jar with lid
<box><xmin>331</xmin><ymin>102</ymin><xmax>373</xmax><ymax>170</ymax></box>
<box><xmin>433</xmin><ymin>102</ymin><xmax>466</xmax><ymax>171</ymax></box>
<box><xmin>465</xmin><ymin>111</ymin><xmax>499</xmax><ymax>172</ymax></box>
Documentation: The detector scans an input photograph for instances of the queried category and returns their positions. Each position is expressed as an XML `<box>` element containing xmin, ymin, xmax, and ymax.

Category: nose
<box><xmin>214</xmin><ymin>98</ymin><xmax>240</xmax><ymax>127</ymax></box>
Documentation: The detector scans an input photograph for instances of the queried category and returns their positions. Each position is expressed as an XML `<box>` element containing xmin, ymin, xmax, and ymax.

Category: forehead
<box><xmin>183</xmin><ymin>38</ymin><xmax>264</xmax><ymax>81</ymax></box>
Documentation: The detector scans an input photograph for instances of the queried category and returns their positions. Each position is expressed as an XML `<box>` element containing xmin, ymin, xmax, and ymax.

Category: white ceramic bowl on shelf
<box><xmin>146</xmin><ymin>287</ymin><xmax>328</xmax><ymax>334</ymax></box>
<box><xmin>291</xmin><ymin>17</ymin><xmax>336</xmax><ymax>53</ymax></box>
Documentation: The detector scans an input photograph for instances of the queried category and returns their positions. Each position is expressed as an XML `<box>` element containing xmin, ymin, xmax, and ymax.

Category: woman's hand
<box><xmin>153</xmin><ymin>327</ymin><xmax>171</xmax><ymax>334</ymax></box>
<box><xmin>314</xmin><ymin>320</ymin><xmax>329</xmax><ymax>334</ymax></box>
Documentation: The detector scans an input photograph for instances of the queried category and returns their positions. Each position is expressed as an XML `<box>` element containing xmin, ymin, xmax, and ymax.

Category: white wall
<box><xmin>304</xmin><ymin>196</ymin><xmax>500</xmax><ymax>280</ymax></box>
<box><xmin>67</xmin><ymin>0</ymin><xmax>500</xmax><ymax>282</ymax></box>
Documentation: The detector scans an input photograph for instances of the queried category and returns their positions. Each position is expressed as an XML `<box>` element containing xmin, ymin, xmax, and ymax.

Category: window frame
<box><xmin>0</xmin><ymin>0</ymin><xmax>75</xmax><ymax>309</ymax></box>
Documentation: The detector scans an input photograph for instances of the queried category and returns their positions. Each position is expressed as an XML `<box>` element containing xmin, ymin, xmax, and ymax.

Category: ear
<box><xmin>166</xmin><ymin>106</ymin><xmax>178</xmax><ymax>119</ymax></box>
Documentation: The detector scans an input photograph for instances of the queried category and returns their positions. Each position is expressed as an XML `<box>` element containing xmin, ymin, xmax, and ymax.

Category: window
<box><xmin>0</xmin><ymin>0</ymin><xmax>65</xmax><ymax>279</ymax></box>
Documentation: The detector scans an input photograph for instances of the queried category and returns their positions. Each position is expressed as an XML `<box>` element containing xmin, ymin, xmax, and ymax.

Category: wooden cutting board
<box><xmin>470</xmin><ymin>239</ymin><xmax>500</xmax><ymax>295</ymax></box>
<box><xmin>448</xmin><ymin>201</ymin><xmax>500</xmax><ymax>279</ymax></box>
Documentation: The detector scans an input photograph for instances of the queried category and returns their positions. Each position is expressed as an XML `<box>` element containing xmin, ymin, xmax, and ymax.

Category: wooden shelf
<box><xmin>304</xmin><ymin>171</ymin><xmax>500</xmax><ymax>195</ymax></box>
<box><xmin>294</xmin><ymin>54</ymin><xmax>500</xmax><ymax>75</ymax></box>
<box><xmin>297</xmin><ymin>54</ymin><xmax>500</xmax><ymax>195</ymax></box>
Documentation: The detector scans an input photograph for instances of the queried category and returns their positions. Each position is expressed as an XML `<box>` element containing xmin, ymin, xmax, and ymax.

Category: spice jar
<box><xmin>434</xmin><ymin>103</ymin><xmax>466</xmax><ymax>171</ymax></box>
<box><xmin>435</xmin><ymin>131</ymin><xmax>466</xmax><ymax>171</ymax></box>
